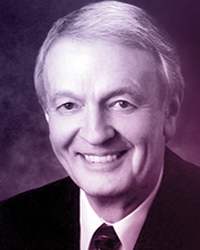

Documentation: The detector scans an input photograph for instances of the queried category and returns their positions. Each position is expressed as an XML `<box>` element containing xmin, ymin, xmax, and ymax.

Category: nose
<box><xmin>79</xmin><ymin>107</ymin><xmax>115</xmax><ymax>145</ymax></box>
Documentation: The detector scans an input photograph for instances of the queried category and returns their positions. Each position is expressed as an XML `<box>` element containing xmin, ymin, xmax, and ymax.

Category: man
<box><xmin>0</xmin><ymin>1</ymin><xmax>200</xmax><ymax>249</ymax></box>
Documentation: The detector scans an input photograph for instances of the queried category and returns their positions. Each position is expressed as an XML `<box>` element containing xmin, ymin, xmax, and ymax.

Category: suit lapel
<box><xmin>44</xmin><ymin>177</ymin><xmax>80</xmax><ymax>250</ymax></box>
<box><xmin>59</xmin><ymin>178</ymin><xmax>80</xmax><ymax>250</ymax></box>
<box><xmin>134</xmin><ymin>148</ymin><xmax>191</xmax><ymax>250</ymax></box>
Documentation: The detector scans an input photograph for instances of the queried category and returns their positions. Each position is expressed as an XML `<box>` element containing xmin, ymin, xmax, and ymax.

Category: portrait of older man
<box><xmin>0</xmin><ymin>1</ymin><xmax>200</xmax><ymax>249</ymax></box>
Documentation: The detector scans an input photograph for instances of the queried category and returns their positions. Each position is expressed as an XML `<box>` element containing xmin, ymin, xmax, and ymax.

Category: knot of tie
<box><xmin>89</xmin><ymin>223</ymin><xmax>121</xmax><ymax>250</ymax></box>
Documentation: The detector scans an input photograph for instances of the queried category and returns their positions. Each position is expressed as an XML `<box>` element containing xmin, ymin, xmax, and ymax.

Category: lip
<box><xmin>78</xmin><ymin>150</ymin><xmax>127</xmax><ymax>164</ymax></box>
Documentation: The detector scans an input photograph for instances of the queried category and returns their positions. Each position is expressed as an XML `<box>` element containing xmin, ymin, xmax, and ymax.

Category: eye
<box><xmin>57</xmin><ymin>102</ymin><xmax>81</xmax><ymax>113</ymax></box>
<box><xmin>116</xmin><ymin>100</ymin><xmax>131</xmax><ymax>109</ymax></box>
<box><xmin>63</xmin><ymin>102</ymin><xmax>77</xmax><ymax>110</ymax></box>
<box><xmin>109</xmin><ymin>100</ymin><xmax>136</xmax><ymax>111</ymax></box>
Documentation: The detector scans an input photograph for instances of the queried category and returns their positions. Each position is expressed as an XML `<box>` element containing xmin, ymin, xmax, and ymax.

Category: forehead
<box><xmin>45</xmin><ymin>38</ymin><xmax>157</xmax><ymax>70</ymax></box>
<box><xmin>44</xmin><ymin>38</ymin><xmax>159</xmax><ymax>101</ymax></box>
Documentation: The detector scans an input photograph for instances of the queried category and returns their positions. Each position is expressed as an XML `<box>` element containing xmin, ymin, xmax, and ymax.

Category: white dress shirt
<box><xmin>80</xmin><ymin>166</ymin><xmax>163</xmax><ymax>250</ymax></box>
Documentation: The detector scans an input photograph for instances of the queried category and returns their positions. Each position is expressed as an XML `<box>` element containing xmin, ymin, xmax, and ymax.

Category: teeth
<box><xmin>84</xmin><ymin>154</ymin><xmax>118</xmax><ymax>163</ymax></box>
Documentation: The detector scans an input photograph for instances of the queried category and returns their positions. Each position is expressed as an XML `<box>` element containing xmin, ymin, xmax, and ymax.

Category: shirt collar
<box><xmin>80</xmin><ymin>166</ymin><xmax>163</xmax><ymax>250</ymax></box>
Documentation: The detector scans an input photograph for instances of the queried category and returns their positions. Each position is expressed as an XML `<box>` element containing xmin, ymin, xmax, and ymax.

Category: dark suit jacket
<box><xmin>0</xmin><ymin>148</ymin><xmax>200</xmax><ymax>249</ymax></box>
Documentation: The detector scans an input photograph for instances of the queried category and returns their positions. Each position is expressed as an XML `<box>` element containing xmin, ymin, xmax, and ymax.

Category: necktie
<box><xmin>89</xmin><ymin>223</ymin><xmax>121</xmax><ymax>250</ymax></box>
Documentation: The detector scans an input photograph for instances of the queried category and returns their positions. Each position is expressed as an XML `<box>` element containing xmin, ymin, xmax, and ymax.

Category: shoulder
<box><xmin>152</xmin><ymin>148</ymin><xmax>200</xmax><ymax>248</ymax></box>
<box><xmin>136</xmin><ymin>148</ymin><xmax>200</xmax><ymax>249</ymax></box>
<box><xmin>164</xmin><ymin>147</ymin><xmax>200</xmax><ymax>194</ymax></box>
<box><xmin>162</xmin><ymin>147</ymin><xmax>200</xmax><ymax>212</ymax></box>
<box><xmin>0</xmin><ymin>176</ymin><xmax>78</xmax><ymax>210</ymax></box>
<box><xmin>0</xmin><ymin>177</ymin><xmax>80</xmax><ymax>249</ymax></box>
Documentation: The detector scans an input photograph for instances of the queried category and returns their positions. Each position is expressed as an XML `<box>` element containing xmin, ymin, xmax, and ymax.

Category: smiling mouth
<box><xmin>80</xmin><ymin>151</ymin><xmax>127</xmax><ymax>164</ymax></box>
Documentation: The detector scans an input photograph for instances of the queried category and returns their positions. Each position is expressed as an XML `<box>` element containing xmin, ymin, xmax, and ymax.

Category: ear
<box><xmin>44</xmin><ymin>110</ymin><xmax>49</xmax><ymax>123</ymax></box>
<box><xmin>163</xmin><ymin>93</ymin><xmax>183</xmax><ymax>143</ymax></box>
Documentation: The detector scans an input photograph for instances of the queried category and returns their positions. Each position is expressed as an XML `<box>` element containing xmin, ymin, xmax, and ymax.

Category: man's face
<box><xmin>44</xmin><ymin>39</ymin><xmax>167</xmax><ymax>202</ymax></box>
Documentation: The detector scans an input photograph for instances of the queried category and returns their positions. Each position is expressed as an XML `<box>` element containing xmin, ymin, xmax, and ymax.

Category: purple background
<box><xmin>0</xmin><ymin>0</ymin><xmax>200</xmax><ymax>201</ymax></box>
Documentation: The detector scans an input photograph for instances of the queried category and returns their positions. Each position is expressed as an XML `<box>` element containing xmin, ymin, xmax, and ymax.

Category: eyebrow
<box><xmin>49</xmin><ymin>91</ymin><xmax>82</xmax><ymax>105</ymax></box>
<box><xmin>49</xmin><ymin>84</ymin><xmax>145</xmax><ymax>105</ymax></box>
<box><xmin>100</xmin><ymin>85</ymin><xmax>145</xmax><ymax>105</ymax></box>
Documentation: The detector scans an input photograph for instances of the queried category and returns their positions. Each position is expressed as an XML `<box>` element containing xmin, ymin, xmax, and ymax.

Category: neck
<box><xmin>85</xmin><ymin>187</ymin><xmax>151</xmax><ymax>223</ymax></box>
<box><xmin>85</xmin><ymin>166</ymin><xmax>163</xmax><ymax>223</ymax></box>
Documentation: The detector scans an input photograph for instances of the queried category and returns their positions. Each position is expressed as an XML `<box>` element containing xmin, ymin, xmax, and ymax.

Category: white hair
<box><xmin>34</xmin><ymin>0</ymin><xmax>184</xmax><ymax>108</ymax></box>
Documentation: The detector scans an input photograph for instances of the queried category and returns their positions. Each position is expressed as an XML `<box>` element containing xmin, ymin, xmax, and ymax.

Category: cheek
<box><xmin>113</xmin><ymin>113</ymin><xmax>159</xmax><ymax>143</ymax></box>
<box><xmin>115</xmin><ymin>113</ymin><xmax>164</xmax><ymax>167</ymax></box>
<box><xmin>48</xmin><ymin>116</ymin><xmax>78</xmax><ymax>149</ymax></box>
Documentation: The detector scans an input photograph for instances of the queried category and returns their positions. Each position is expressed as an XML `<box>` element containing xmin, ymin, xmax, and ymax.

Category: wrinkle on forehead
<box><xmin>44</xmin><ymin>39</ymin><xmax>160</xmax><ymax>107</ymax></box>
